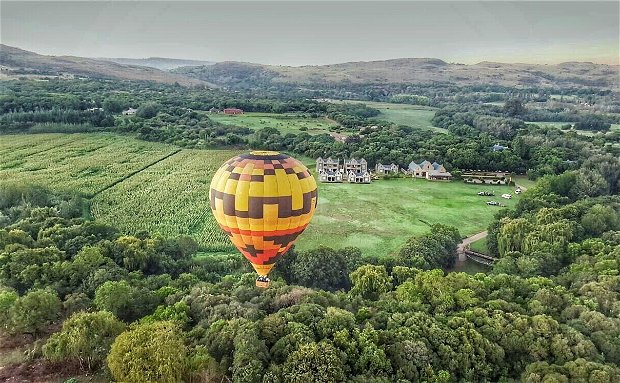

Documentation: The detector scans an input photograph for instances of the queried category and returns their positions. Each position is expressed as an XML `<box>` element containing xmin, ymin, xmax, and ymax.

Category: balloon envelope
<box><xmin>209</xmin><ymin>151</ymin><xmax>318</xmax><ymax>277</ymax></box>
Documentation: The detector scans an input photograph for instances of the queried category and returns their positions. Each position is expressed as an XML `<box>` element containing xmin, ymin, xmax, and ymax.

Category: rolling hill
<box><xmin>0</xmin><ymin>45</ymin><xmax>205</xmax><ymax>86</ymax></box>
<box><xmin>97</xmin><ymin>56</ymin><xmax>214</xmax><ymax>71</ymax></box>
<box><xmin>176</xmin><ymin>58</ymin><xmax>620</xmax><ymax>90</ymax></box>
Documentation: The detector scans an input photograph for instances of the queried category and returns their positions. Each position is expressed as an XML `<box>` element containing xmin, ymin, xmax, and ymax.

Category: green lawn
<box><xmin>326</xmin><ymin>100</ymin><xmax>445</xmax><ymax>133</ymax></box>
<box><xmin>513</xmin><ymin>175</ymin><xmax>537</xmax><ymax>190</ymax></box>
<box><xmin>208</xmin><ymin>112</ymin><xmax>338</xmax><ymax>135</ymax></box>
<box><xmin>297</xmin><ymin>177</ymin><xmax>520</xmax><ymax>255</ymax></box>
<box><xmin>469</xmin><ymin>237</ymin><xmax>488</xmax><ymax>255</ymax></box>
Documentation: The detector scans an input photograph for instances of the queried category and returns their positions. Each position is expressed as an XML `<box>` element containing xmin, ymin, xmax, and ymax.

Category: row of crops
<box><xmin>1</xmin><ymin>133</ymin><xmax>244</xmax><ymax>250</ymax></box>
<box><xmin>1</xmin><ymin>133</ymin><xmax>175</xmax><ymax>197</ymax></box>
<box><xmin>90</xmin><ymin>148</ymin><xmax>239</xmax><ymax>250</ymax></box>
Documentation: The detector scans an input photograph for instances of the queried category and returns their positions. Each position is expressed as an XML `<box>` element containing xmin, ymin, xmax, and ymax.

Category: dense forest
<box><xmin>1</xmin><ymin>176</ymin><xmax>619</xmax><ymax>382</ymax></box>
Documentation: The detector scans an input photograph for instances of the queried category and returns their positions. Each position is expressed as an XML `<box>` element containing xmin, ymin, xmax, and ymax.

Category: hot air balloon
<box><xmin>209</xmin><ymin>151</ymin><xmax>318</xmax><ymax>288</ymax></box>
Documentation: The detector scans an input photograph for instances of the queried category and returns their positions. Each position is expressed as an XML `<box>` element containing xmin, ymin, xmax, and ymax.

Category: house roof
<box><xmin>408</xmin><ymin>161</ymin><xmax>421</xmax><ymax>170</ymax></box>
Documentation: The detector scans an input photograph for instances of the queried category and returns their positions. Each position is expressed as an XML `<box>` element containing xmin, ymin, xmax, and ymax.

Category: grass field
<box><xmin>2</xmin><ymin>133</ymin><xmax>519</xmax><ymax>256</ymax></box>
<box><xmin>469</xmin><ymin>237</ymin><xmax>488</xmax><ymax>255</ymax></box>
<box><xmin>297</xmin><ymin>177</ymin><xmax>520</xmax><ymax>255</ymax></box>
<box><xmin>209</xmin><ymin>112</ymin><xmax>338</xmax><ymax>135</ymax></box>
<box><xmin>323</xmin><ymin>99</ymin><xmax>445</xmax><ymax>133</ymax></box>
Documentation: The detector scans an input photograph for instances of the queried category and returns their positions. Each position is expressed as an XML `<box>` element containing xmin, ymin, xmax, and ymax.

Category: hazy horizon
<box><xmin>1</xmin><ymin>1</ymin><xmax>619</xmax><ymax>66</ymax></box>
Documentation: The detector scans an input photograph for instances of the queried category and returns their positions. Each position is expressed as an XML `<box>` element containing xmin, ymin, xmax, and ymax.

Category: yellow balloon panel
<box><xmin>209</xmin><ymin>151</ymin><xmax>317</xmax><ymax>274</ymax></box>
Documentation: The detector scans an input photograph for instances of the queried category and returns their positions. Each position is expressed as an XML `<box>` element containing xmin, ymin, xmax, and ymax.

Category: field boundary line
<box><xmin>89</xmin><ymin>148</ymin><xmax>182</xmax><ymax>198</ymax></box>
<box><xmin>2</xmin><ymin>136</ymin><xmax>86</xmax><ymax>160</ymax></box>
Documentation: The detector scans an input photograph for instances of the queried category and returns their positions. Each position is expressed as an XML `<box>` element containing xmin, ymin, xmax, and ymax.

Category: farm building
<box><xmin>375</xmin><ymin>163</ymin><xmax>399</xmax><ymax>175</ymax></box>
<box><xmin>316</xmin><ymin>157</ymin><xmax>371</xmax><ymax>184</ymax></box>
<box><xmin>223</xmin><ymin>108</ymin><xmax>244</xmax><ymax>115</ymax></box>
<box><xmin>462</xmin><ymin>171</ymin><xmax>512</xmax><ymax>185</ymax></box>
<box><xmin>408</xmin><ymin>160</ymin><xmax>452</xmax><ymax>181</ymax></box>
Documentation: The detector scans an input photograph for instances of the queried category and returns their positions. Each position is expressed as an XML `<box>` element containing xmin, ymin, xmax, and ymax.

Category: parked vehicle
<box><xmin>486</xmin><ymin>201</ymin><xmax>499</xmax><ymax>206</ymax></box>
<box><xmin>515</xmin><ymin>187</ymin><xmax>522</xmax><ymax>194</ymax></box>
<box><xmin>478</xmin><ymin>191</ymin><xmax>495</xmax><ymax>196</ymax></box>
<box><xmin>501</xmin><ymin>193</ymin><xmax>512</xmax><ymax>199</ymax></box>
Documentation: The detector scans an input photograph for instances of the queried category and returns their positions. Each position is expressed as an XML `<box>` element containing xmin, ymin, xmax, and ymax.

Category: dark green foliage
<box><xmin>397</xmin><ymin>224</ymin><xmax>461</xmax><ymax>269</ymax></box>
<box><xmin>282</xmin><ymin>342</ymin><xmax>346</xmax><ymax>383</ymax></box>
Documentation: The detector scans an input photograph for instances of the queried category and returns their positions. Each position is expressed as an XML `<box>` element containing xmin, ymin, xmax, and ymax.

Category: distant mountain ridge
<box><xmin>97</xmin><ymin>57</ymin><xmax>214</xmax><ymax>71</ymax></box>
<box><xmin>176</xmin><ymin>58</ymin><xmax>620</xmax><ymax>90</ymax></box>
<box><xmin>0</xmin><ymin>45</ymin><xmax>206</xmax><ymax>86</ymax></box>
<box><xmin>1</xmin><ymin>45</ymin><xmax>618</xmax><ymax>90</ymax></box>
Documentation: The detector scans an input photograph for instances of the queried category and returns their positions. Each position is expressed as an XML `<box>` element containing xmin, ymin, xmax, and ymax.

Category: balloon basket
<box><xmin>256</xmin><ymin>277</ymin><xmax>270</xmax><ymax>289</ymax></box>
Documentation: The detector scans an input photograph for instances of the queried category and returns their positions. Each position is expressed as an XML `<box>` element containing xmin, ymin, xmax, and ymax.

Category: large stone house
<box><xmin>375</xmin><ymin>163</ymin><xmax>399</xmax><ymax>175</ymax></box>
<box><xmin>408</xmin><ymin>160</ymin><xmax>452</xmax><ymax>181</ymax></box>
<box><xmin>347</xmin><ymin>170</ymin><xmax>371</xmax><ymax>183</ymax></box>
<box><xmin>316</xmin><ymin>157</ymin><xmax>371</xmax><ymax>184</ymax></box>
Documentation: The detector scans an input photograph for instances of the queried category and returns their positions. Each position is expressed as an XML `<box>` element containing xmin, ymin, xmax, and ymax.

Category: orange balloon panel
<box><xmin>209</xmin><ymin>151</ymin><xmax>317</xmax><ymax>274</ymax></box>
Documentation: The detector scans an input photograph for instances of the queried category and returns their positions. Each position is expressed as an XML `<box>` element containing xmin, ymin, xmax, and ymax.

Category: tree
<box><xmin>581</xmin><ymin>204</ymin><xmax>618</xmax><ymax>236</ymax></box>
<box><xmin>350</xmin><ymin>265</ymin><xmax>392</xmax><ymax>300</ymax></box>
<box><xmin>0</xmin><ymin>288</ymin><xmax>18</xmax><ymax>331</ymax></box>
<box><xmin>94</xmin><ymin>280</ymin><xmax>133</xmax><ymax>320</ymax></box>
<box><xmin>136</xmin><ymin>102</ymin><xmax>160</xmax><ymax>119</ymax></box>
<box><xmin>107</xmin><ymin>321</ymin><xmax>187</xmax><ymax>383</ymax></box>
<box><xmin>9</xmin><ymin>289</ymin><xmax>62</xmax><ymax>335</ymax></box>
<box><xmin>282</xmin><ymin>342</ymin><xmax>346</xmax><ymax>383</ymax></box>
<box><xmin>44</xmin><ymin>311</ymin><xmax>125</xmax><ymax>370</ymax></box>
<box><xmin>503</xmin><ymin>99</ymin><xmax>526</xmax><ymax>117</ymax></box>
<box><xmin>292</xmin><ymin>246</ymin><xmax>350</xmax><ymax>290</ymax></box>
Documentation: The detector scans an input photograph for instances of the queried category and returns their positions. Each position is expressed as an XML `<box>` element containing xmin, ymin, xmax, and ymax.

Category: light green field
<box><xmin>2</xmin><ymin>133</ymin><xmax>518</xmax><ymax>255</ymax></box>
<box><xmin>297</xmin><ymin>177</ymin><xmax>520</xmax><ymax>255</ymax></box>
<box><xmin>469</xmin><ymin>237</ymin><xmax>488</xmax><ymax>255</ymax></box>
<box><xmin>325</xmin><ymin>99</ymin><xmax>445</xmax><ymax>133</ymax></box>
<box><xmin>513</xmin><ymin>175</ymin><xmax>537</xmax><ymax>190</ymax></box>
<box><xmin>209</xmin><ymin>112</ymin><xmax>338</xmax><ymax>135</ymax></box>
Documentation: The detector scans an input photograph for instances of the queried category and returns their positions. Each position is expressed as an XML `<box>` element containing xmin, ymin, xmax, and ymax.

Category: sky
<box><xmin>1</xmin><ymin>1</ymin><xmax>618</xmax><ymax>66</ymax></box>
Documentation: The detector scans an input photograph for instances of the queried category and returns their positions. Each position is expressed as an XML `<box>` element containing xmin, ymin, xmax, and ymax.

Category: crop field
<box><xmin>0</xmin><ymin>134</ymin><xmax>176</xmax><ymax>197</ymax></box>
<box><xmin>208</xmin><ymin>112</ymin><xmax>337</xmax><ymax>135</ymax></box>
<box><xmin>324</xmin><ymin>99</ymin><xmax>445</xmax><ymax>132</ymax></box>
<box><xmin>2</xmin><ymin>133</ymin><xmax>520</xmax><ymax>255</ymax></box>
<box><xmin>90</xmin><ymin>149</ymin><xmax>238</xmax><ymax>250</ymax></box>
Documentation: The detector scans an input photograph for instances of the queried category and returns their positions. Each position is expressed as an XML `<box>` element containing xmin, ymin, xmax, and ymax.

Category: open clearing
<box><xmin>299</xmin><ymin>177</ymin><xmax>520</xmax><ymax>255</ymax></box>
<box><xmin>2</xmin><ymin>133</ymin><xmax>519</xmax><ymax>255</ymax></box>
<box><xmin>323</xmin><ymin>99</ymin><xmax>445</xmax><ymax>133</ymax></box>
<box><xmin>208</xmin><ymin>112</ymin><xmax>338</xmax><ymax>135</ymax></box>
